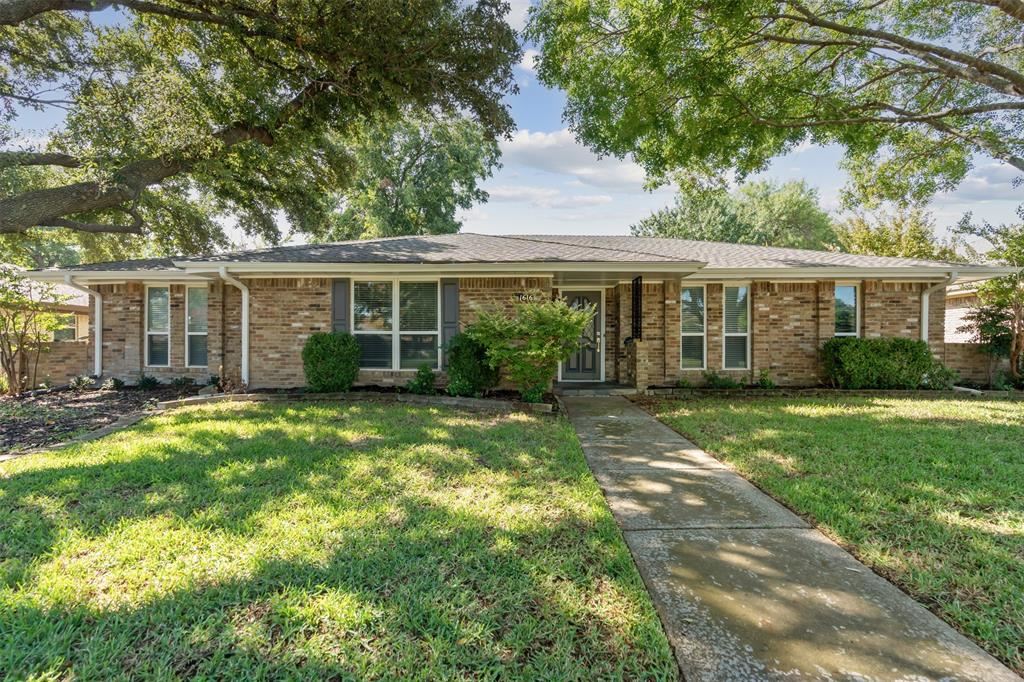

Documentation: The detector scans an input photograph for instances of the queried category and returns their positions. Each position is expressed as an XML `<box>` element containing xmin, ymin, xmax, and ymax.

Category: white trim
<box><xmin>722</xmin><ymin>283</ymin><xmax>751</xmax><ymax>371</ymax></box>
<box><xmin>144</xmin><ymin>284</ymin><xmax>171</xmax><ymax>368</ymax></box>
<box><xmin>557</xmin><ymin>289</ymin><xmax>605</xmax><ymax>383</ymax></box>
<box><xmin>184</xmin><ymin>285</ymin><xmax>209</xmax><ymax>368</ymax></box>
<box><xmin>833</xmin><ymin>282</ymin><xmax>861</xmax><ymax>338</ymax></box>
<box><xmin>922</xmin><ymin>271</ymin><xmax>958</xmax><ymax>344</ymax></box>
<box><xmin>217</xmin><ymin>268</ymin><xmax>249</xmax><ymax>387</ymax></box>
<box><xmin>63</xmin><ymin>276</ymin><xmax>103</xmax><ymax>376</ymax></box>
<box><xmin>351</xmin><ymin>278</ymin><xmax>441</xmax><ymax>371</ymax></box>
<box><xmin>679</xmin><ymin>283</ymin><xmax>707</xmax><ymax>371</ymax></box>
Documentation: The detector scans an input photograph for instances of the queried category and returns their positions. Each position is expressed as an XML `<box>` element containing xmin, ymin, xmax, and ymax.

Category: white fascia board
<box><xmin>172</xmin><ymin>260</ymin><xmax>709</xmax><ymax>275</ymax></box>
<box><xmin>24</xmin><ymin>270</ymin><xmax>209</xmax><ymax>283</ymax></box>
<box><xmin>691</xmin><ymin>266</ymin><xmax>1019</xmax><ymax>283</ymax></box>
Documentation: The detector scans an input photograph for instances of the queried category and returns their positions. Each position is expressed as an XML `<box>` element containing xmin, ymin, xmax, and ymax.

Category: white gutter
<box><xmin>217</xmin><ymin>267</ymin><xmax>249</xmax><ymax>387</ymax></box>
<box><xmin>63</xmin><ymin>275</ymin><xmax>103</xmax><ymax>377</ymax></box>
<box><xmin>921</xmin><ymin>271</ymin><xmax>958</xmax><ymax>344</ymax></box>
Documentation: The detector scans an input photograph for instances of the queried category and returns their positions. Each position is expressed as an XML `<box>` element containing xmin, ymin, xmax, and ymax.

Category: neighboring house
<box><xmin>25</xmin><ymin>234</ymin><xmax>1018</xmax><ymax>389</ymax></box>
<box><xmin>944</xmin><ymin>286</ymin><xmax>1012</xmax><ymax>385</ymax></box>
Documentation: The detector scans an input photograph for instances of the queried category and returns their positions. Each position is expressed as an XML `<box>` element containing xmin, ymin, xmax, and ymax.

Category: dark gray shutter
<box><xmin>332</xmin><ymin>279</ymin><xmax>350</xmax><ymax>332</ymax></box>
<box><xmin>440</xmin><ymin>278</ymin><xmax>459</xmax><ymax>368</ymax></box>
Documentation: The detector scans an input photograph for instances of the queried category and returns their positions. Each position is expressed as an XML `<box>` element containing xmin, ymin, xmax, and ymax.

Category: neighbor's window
<box><xmin>835</xmin><ymin>284</ymin><xmax>859</xmax><ymax>337</ymax></box>
<box><xmin>186</xmin><ymin>286</ymin><xmax>208</xmax><ymax>367</ymax></box>
<box><xmin>353</xmin><ymin>280</ymin><xmax>439</xmax><ymax>369</ymax></box>
<box><xmin>723</xmin><ymin>285</ymin><xmax>749</xmax><ymax>369</ymax></box>
<box><xmin>52</xmin><ymin>314</ymin><xmax>76</xmax><ymax>342</ymax></box>
<box><xmin>680</xmin><ymin>285</ymin><xmax>705</xmax><ymax>369</ymax></box>
<box><xmin>146</xmin><ymin>286</ymin><xmax>170</xmax><ymax>366</ymax></box>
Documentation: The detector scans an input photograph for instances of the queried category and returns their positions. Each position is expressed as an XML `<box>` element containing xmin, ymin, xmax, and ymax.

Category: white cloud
<box><xmin>506</xmin><ymin>0</ymin><xmax>531</xmax><ymax>30</ymax></box>
<box><xmin>935</xmin><ymin>162</ymin><xmax>1023</xmax><ymax>203</ymax></box>
<box><xmin>518</xmin><ymin>48</ymin><xmax>540</xmax><ymax>74</ymax></box>
<box><xmin>488</xmin><ymin>184</ymin><xmax>613</xmax><ymax>209</ymax></box>
<box><xmin>500</xmin><ymin>128</ymin><xmax>657</xmax><ymax>191</ymax></box>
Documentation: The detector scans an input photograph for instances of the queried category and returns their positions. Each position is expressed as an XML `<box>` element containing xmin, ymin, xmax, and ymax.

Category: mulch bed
<box><xmin>0</xmin><ymin>386</ymin><xmax>199</xmax><ymax>455</ymax></box>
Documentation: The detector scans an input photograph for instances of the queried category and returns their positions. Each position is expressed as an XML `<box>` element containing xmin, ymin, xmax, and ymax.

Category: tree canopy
<box><xmin>529</xmin><ymin>0</ymin><xmax>1024</xmax><ymax>204</ymax></box>
<box><xmin>326</xmin><ymin>114</ymin><xmax>500</xmax><ymax>241</ymax></box>
<box><xmin>838</xmin><ymin>208</ymin><xmax>973</xmax><ymax>261</ymax></box>
<box><xmin>632</xmin><ymin>180</ymin><xmax>838</xmax><ymax>250</ymax></box>
<box><xmin>0</xmin><ymin>0</ymin><xmax>519</xmax><ymax>248</ymax></box>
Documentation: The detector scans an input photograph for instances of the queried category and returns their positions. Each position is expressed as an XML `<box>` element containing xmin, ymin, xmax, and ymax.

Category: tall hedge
<box><xmin>822</xmin><ymin>337</ymin><xmax>955</xmax><ymax>389</ymax></box>
<box><xmin>302</xmin><ymin>332</ymin><xmax>360</xmax><ymax>392</ymax></box>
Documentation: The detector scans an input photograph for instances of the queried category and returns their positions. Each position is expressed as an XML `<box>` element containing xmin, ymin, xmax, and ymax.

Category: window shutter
<box><xmin>332</xmin><ymin>279</ymin><xmax>350</xmax><ymax>332</ymax></box>
<box><xmin>440</xmin><ymin>278</ymin><xmax>459</xmax><ymax>368</ymax></box>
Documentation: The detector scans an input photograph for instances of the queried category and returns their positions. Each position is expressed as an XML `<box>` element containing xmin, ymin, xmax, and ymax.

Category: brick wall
<box><xmin>246</xmin><ymin>278</ymin><xmax>331</xmax><ymax>389</ymax></box>
<box><xmin>750</xmin><ymin>282</ymin><xmax>821</xmax><ymax>385</ymax></box>
<box><xmin>459</xmin><ymin>277</ymin><xmax>553</xmax><ymax>327</ymax></box>
<box><xmin>944</xmin><ymin>342</ymin><xmax>1008</xmax><ymax>385</ymax></box>
<box><xmin>32</xmin><ymin>341</ymin><xmax>90</xmax><ymax>385</ymax></box>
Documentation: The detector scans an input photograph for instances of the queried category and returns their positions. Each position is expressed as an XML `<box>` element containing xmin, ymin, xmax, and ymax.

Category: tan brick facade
<box><xmin>31</xmin><ymin>341</ymin><xmax>90</xmax><ymax>385</ymax></box>
<box><xmin>83</xmin><ymin>274</ymin><xmax>965</xmax><ymax>391</ymax></box>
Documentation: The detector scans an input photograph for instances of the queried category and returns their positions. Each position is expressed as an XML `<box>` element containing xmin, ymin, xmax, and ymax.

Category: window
<box><xmin>353</xmin><ymin>280</ymin><xmax>439</xmax><ymax>369</ymax></box>
<box><xmin>835</xmin><ymin>284</ymin><xmax>859</xmax><ymax>337</ymax></box>
<box><xmin>52</xmin><ymin>314</ymin><xmax>77</xmax><ymax>342</ymax></box>
<box><xmin>680</xmin><ymin>285</ymin><xmax>705</xmax><ymax>369</ymax></box>
<box><xmin>146</xmin><ymin>286</ymin><xmax>170</xmax><ymax>366</ymax></box>
<box><xmin>723</xmin><ymin>285</ymin><xmax>749</xmax><ymax>369</ymax></box>
<box><xmin>186</xmin><ymin>286</ymin><xmax>208</xmax><ymax>367</ymax></box>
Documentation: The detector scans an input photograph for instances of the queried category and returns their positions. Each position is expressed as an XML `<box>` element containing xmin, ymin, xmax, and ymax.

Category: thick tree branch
<box><xmin>963</xmin><ymin>0</ymin><xmax>1024</xmax><ymax>23</ymax></box>
<box><xmin>0</xmin><ymin>150</ymin><xmax>81</xmax><ymax>168</ymax></box>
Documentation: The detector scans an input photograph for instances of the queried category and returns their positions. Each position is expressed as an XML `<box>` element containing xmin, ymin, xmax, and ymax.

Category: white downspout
<box><xmin>921</xmin><ymin>271</ymin><xmax>958</xmax><ymax>345</ymax></box>
<box><xmin>64</xmin><ymin>275</ymin><xmax>103</xmax><ymax>377</ymax></box>
<box><xmin>218</xmin><ymin>266</ymin><xmax>249</xmax><ymax>387</ymax></box>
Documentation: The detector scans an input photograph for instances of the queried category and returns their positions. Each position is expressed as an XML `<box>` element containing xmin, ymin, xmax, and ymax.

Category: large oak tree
<box><xmin>529</xmin><ymin>0</ymin><xmax>1024</xmax><ymax>203</ymax></box>
<box><xmin>0</xmin><ymin>0</ymin><xmax>518</xmax><ymax>248</ymax></box>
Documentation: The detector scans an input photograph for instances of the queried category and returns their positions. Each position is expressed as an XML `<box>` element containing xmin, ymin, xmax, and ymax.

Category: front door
<box><xmin>562</xmin><ymin>290</ymin><xmax>602</xmax><ymax>381</ymax></box>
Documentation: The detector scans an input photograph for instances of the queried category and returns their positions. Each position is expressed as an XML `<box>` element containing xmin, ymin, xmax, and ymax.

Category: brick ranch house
<box><xmin>25</xmin><ymin>234</ymin><xmax>1018</xmax><ymax>390</ymax></box>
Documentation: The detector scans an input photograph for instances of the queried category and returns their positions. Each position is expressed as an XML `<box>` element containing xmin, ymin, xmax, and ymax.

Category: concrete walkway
<box><xmin>563</xmin><ymin>396</ymin><xmax>1019</xmax><ymax>682</ymax></box>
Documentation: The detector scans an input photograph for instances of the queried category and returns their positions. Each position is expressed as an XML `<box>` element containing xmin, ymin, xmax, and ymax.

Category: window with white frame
<box><xmin>52</xmin><ymin>314</ymin><xmax>77</xmax><ymax>342</ymax></box>
<box><xmin>835</xmin><ymin>284</ymin><xmax>859</xmax><ymax>337</ymax></box>
<box><xmin>680</xmin><ymin>285</ymin><xmax>705</xmax><ymax>369</ymax></box>
<box><xmin>186</xmin><ymin>286</ymin><xmax>208</xmax><ymax>367</ymax></box>
<box><xmin>723</xmin><ymin>285</ymin><xmax>749</xmax><ymax>369</ymax></box>
<box><xmin>352</xmin><ymin>280</ymin><xmax>439</xmax><ymax>369</ymax></box>
<box><xmin>146</xmin><ymin>286</ymin><xmax>170</xmax><ymax>366</ymax></box>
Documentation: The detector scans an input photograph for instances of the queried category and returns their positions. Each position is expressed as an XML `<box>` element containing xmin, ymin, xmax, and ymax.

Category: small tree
<box><xmin>0</xmin><ymin>265</ymin><xmax>65</xmax><ymax>394</ymax></box>
<box><xmin>467</xmin><ymin>293</ymin><xmax>595</xmax><ymax>402</ymax></box>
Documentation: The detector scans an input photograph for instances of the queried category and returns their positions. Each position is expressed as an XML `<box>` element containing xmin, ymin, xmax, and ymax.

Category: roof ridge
<box><xmin>484</xmin><ymin>233</ymin><xmax>695</xmax><ymax>263</ymax></box>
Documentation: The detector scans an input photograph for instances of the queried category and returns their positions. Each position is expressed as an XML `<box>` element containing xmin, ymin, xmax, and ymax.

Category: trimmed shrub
<box><xmin>69</xmin><ymin>375</ymin><xmax>94</xmax><ymax>392</ymax></box>
<box><xmin>757</xmin><ymin>369</ymin><xmax>776</xmax><ymax>389</ymax></box>
<box><xmin>702</xmin><ymin>371</ymin><xmax>742</xmax><ymax>389</ymax></box>
<box><xmin>445</xmin><ymin>333</ymin><xmax>499</xmax><ymax>398</ymax></box>
<box><xmin>101</xmin><ymin>377</ymin><xmax>125</xmax><ymax>391</ymax></box>
<box><xmin>137</xmin><ymin>374</ymin><xmax>160</xmax><ymax>389</ymax></box>
<box><xmin>822</xmin><ymin>337</ymin><xmax>950</xmax><ymax>389</ymax></box>
<box><xmin>302</xmin><ymin>332</ymin><xmax>360</xmax><ymax>393</ymax></box>
<box><xmin>407</xmin><ymin>363</ymin><xmax>437</xmax><ymax>395</ymax></box>
<box><xmin>170</xmin><ymin>376</ymin><xmax>195</xmax><ymax>390</ymax></box>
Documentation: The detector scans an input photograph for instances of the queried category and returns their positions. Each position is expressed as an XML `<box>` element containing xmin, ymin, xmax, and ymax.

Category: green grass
<box><xmin>644</xmin><ymin>396</ymin><xmax>1024</xmax><ymax>674</ymax></box>
<box><xmin>0</xmin><ymin>402</ymin><xmax>676</xmax><ymax>680</ymax></box>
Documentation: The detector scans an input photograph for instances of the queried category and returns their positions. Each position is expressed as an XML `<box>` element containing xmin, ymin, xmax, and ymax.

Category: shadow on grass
<box><xmin>0</xmin><ymin>402</ymin><xmax>676</xmax><ymax>679</ymax></box>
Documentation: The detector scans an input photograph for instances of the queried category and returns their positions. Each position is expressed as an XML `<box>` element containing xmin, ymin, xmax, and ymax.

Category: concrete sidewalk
<box><xmin>563</xmin><ymin>396</ymin><xmax>1018</xmax><ymax>682</ymax></box>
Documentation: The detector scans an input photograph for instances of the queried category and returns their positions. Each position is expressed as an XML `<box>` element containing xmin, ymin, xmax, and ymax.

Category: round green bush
<box><xmin>822</xmin><ymin>337</ymin><xmax>955</xmax><ymax>389</ymax></box>
<box><xmin>302</xmin><ymin>332</ymin><xmax>360</xmax><ymax>393</ymax></box>
<box><xmin>445</xmin><ymin>333</ymin><xmax>499</xmax><ymax>397</ymax></box>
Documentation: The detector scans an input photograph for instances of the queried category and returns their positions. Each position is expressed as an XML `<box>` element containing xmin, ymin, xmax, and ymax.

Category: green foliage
<box><xmin>702</xmin><ymin>371</ymin><xmax>742</xmax><ymax>389</ymax></box>
<box><xmin>0</xmin><ymin>265</ymin><xmax>66</xmax><ymax>394</ymax></box>
<box><xmin>208</xmin><ymin>374</ymin><xmax>220</xmax><ymax>388</ymax></box>
<box><xmin>301</xmin><ymin>332</ymin><xmax>360</xmax><ymax>393</ymax></box>
<box><xmin>467</xmin><ymin>294</ymin><xmax>594</xmax><ymax>403</ymax></box>
<box><xmin>822</xmin><ymin>337</ymin><xmax>952</xmax><ymax>389</ymax></box>
<box><xmin>676</xmin><ymin>376</ymin><xmax>693</xmax><ymax>389</ymax></box>
<box><xmin>170</xmin><ymin>377</ymin><xmax>195</xmax><ymax>391</ymax></box>
<box><xmin>445</xmin><ymin>334</ymin><xmax>499</xmax><ymax>398</ymax></box>
<box><xmin>406</xmin><ymin>364</ymin><xmax>437</xmax><ymax>395</ymax></box>
<box><xmin>633</xmin><ymin>180</ymin><xmax>838</xmax><ymax>250</ymax></box>
<box><xmin>137</xmin><ymin>374</ymin><xmax>160</xmax><ymax>390</ymax></box>
<box><xmin>838</xmin><ymin>208</ymin><xmax>972</xmax><ymax>261</ymax></box>
<box><xmin>1</xmin><ymin>1</ymin><xmax>518</xmax><ymax>244</ymax></box>
<box><xmin>326</xmin><ymin>114</ymin><xmax>501</xmax><ymax>241</ymax></box>
<box><xmin>757</xmin><ymin>370</ymin><xmax>776</xmax><ymax>390</ymax></box>
<box><xmin>69</xmin><ymin>375</ymin><xmax>94</xmax><ymax>392</ymax></box>
<box><xmin>922</xmin><ymin>362</ymin><xmax>959</xmax><ymax>391</ymax></box>
<box><xmin>529</xmin><ymin>2</ymin><xmax>1024</xmax><ymax>205</ymax></box>
<box><xmin>101</xmin><ymin>377</ymin><xmax>125</xmax><ymax>391</ymax></box>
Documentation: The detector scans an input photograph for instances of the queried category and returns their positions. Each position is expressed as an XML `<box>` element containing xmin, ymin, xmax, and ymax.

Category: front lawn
<box><xmin>642</xmin><ymin>396</ymin><xmax>1023</xmax><ymax>674</ymax></box>
<box><xmin>0</xmin><ymin>402</ymin><xmax>676</xmax><ymax>679</ymax></box>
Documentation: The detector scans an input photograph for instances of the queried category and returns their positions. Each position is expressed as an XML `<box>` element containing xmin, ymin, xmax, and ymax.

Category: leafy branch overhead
<box><xmin>0</xmin><ymin>0</ymin><xmax>519</xmax><ymax>243</ymax></box>
<box><xmin>529</xmin><ymin>0</ymin><xmax>1024</xmax><ymax>203</ymax></box>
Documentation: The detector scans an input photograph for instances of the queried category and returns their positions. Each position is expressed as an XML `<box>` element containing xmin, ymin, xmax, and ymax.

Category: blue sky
<box><xmin>468</xmin><ymin>2</ymin><xmax>1023</xmax><ymax>239</ymax></box>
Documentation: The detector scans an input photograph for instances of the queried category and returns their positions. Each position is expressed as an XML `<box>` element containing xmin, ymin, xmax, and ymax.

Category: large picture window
<box><xmin>723</xmin><ymin>285</ymin><xmax>750</xmax><ymax>370</ymax></box>
<box><xmin>186</xmin><ymin>286</ymin><xmax>208</xmax><ymax>367</ymax></box>
<box><xmin>353</xmin><ymin>280</ymin><xmax>439</xmax><ymax>370</ymax></box>
<box><xmin>680</xmin><ymin>285</ymin><xmax>705</xmax><ymax>369</ymax></box>
<box><xmin>835</xmin><ymin>284</ymin><xmax>859</xmax><ymax>337</ymax></box>
<box><xmin>146</xmin><ymin>285</ymin><xmax>170</xmax><ymax>367</ymax></box>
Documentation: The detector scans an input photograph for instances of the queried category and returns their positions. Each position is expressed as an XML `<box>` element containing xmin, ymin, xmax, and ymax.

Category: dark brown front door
<box><xmin>562</xmin><ymin>291</ymin><xmax>601</xmax><ymax>381</ymax></box>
